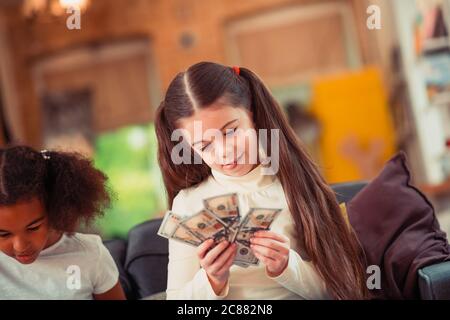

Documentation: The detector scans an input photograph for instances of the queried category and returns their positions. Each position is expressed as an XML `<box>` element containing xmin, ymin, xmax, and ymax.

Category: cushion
<box><xmin>125</xmin><ymin>219</ymin><xmax>169</xmax><ymax>299</ymax></box>
<box><xmin>103</xmin><ymin>239</ymin><xmax>135</xmax><ymax>299</ymax></box>
<box><xmin>346</xmin><ymin>151</ymin><xmax>450</xmax><ymax>299</ymax></box>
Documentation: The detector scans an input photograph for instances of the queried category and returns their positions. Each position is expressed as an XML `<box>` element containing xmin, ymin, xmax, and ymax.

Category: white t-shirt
<box><xmin>166</xmin><ymin>164</ymin><xmax>331</xmax><ymax>300</ymax></box>
<box><xmin>0</xmin><ymin>233</ymin><xmax>119</xmax><ymax>300</ymax></box>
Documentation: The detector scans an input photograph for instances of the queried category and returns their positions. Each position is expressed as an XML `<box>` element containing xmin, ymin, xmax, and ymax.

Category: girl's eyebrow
<box><xmin>192</xmin><ymin>119</ymin><xmax>239</xmax><ymax>146</ymax></box>
<box><xmin>26</xmin><ymin>216</ymin><xmax>45</xmax><ymax>227</ymax></box>
<box><xmin>0</xmin><ymin>216</ymin><xmax>45</xmax><ymax>233</ymax></box>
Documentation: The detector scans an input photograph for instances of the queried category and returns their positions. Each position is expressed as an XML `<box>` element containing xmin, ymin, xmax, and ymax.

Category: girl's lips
<box><xmin>222</xmin><ymin>162</ymin><xmax>237</xmax><ymax>170</ymax></box>
<box><xmin>15</xmin><ymin>252</ymin><xmax>36</xmax><ymax>264</ymax></box>
<box><xmin>222</xmin><ymin>153</ymin><xmax>244</xmax><ymax>170</ymax></box>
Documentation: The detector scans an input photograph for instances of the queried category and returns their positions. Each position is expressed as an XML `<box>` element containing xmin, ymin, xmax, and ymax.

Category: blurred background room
<box><xmin>0</xmin><ymin>0</ymin><xmax>449</xmax><ymax>240</ymax></box>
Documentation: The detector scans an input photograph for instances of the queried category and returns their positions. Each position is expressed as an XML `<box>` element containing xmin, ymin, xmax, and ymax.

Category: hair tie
<box><xmin>40</xmin><ymin>150</ymin><xmax>50</xmax><ymax>160</ymax></box>
<box><xmin>232</xmin><ymin>66</ymin><xmax>240</xmax><ymax>76</ymax></box>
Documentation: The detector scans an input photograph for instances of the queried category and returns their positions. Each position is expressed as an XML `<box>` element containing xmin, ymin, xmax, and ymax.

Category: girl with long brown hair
<box><xmin>155</xmin><ymin>61</ymin><xmax>368</xmax><ymax>300</ymax></box>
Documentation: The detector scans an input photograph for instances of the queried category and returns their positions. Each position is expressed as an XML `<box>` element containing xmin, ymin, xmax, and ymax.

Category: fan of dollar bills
<box><xmin>157</xmin><ymin>193</ymin><xmax>282</xmax><ymax>268</ymax></box>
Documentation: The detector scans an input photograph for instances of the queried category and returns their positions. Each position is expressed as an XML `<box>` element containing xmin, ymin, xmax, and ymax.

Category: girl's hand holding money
<box><xmin>197</xmin><ymin>239</ymin><xmax>237</xmax><ymax>295</ymax></box>
<box><xmin>250</xmin><ymin>231</ymin><xmax>290</xmax><ymax>277</ymax></box>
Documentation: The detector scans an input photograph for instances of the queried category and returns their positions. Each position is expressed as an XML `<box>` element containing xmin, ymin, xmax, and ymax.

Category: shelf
<box><xmin>423</xmin><ymin>37</ymin><xmax>450</xmax><ymax>53</ymax></box>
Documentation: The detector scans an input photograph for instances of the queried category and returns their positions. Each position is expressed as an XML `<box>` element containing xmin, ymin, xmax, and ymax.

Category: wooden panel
<box><xmin>235</xmin><ymin>12</ymin><xmax>347</xmax><ymax>81</ymax></box>
<box><xmin>42</xmin><ymin>53</ymin><xmax>152</xmax><ymax>133</ymax></box>
<box><xmin>226</xmin><ymin>2</ymin><xmax>361</xmax><ymax>86</ymax></box>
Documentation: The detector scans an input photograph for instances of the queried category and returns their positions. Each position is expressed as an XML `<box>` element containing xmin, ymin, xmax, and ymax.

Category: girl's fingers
<box><xmin>203</xmin><ymin>241</ymin><xmax>230</xmax><ymax>266</ymax></box>
<box><xmin>251</xmin><ymin>244</ymin><xmax>282</xmax><ymax>261</ymax></box>
<box><xmin>215</xmin><ymin>245</ymin><xmax>237</xmax><ymax>275</ymax></box>
<box><xmin>253</xmin><ymin>251</ymin><xmax>274</xmax><ymax>266</ymax></box>
<box><xmin>197</xmin><ymin>239</ymin><xmax>215</xmax><ymax>259</ymax></box>
<box><xmin>210</xmin><ymin>243</ymin><xmax>237</xmax><ymax>274</ymax></box>
<box><xmin>249</xmin><ymin>238</ymin><xmax>288</xmax><ymax>254</ymax></box>
<box><xmin>253</xmin><ymin>231</ymin><xmax>289</xmax><ymax>243</ymax></box>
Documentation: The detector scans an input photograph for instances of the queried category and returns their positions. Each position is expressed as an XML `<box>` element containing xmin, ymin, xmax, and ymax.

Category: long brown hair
<box><xmin>155</xmin><ymin>61</ymin><xmax>369</xmax><ymax>299</ymax></box>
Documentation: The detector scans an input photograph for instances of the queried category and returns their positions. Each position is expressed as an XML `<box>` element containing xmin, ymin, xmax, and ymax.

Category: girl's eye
<box><xmin>224</xmin><ymin>128</ymin><xmax>237</xmax><ymax>136</ymax></box>
<box><xmin>200</xmin><ymin>127</ymin><xmax>237</xmax><ymax>152</ymax></box>
<box><xmin>0</xmin><ymin>233</ymin><xmax>11</xmax><ymax>239</ymax></box>
<box><xmin>201</xmin><ymin>143</ymin><xmax>212</xmax><ymax>152</ymax></box>
<box><xmin>28</xmin><ymin>225</ymin><xmax>41</xmax><ymax>232</ymax></box>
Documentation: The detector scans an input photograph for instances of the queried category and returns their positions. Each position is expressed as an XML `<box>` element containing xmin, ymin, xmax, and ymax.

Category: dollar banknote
<box><xmin>171</xmin><ymin>224</ymin><xmax>203</xmax><ymax>247</ymax></box>
<box><xmin>203</xmin><ymin>193</ymin><xmax>241</xmax><ymax>228</ymax></box>
<box><xmin>232</xmin><ymin>208</ymin><xmax>282</xmax><ymax>267</ymax></box>
<box><xmin>234</xmin><ymin>242</ymin><xmax>259</xmax><ymax>267</ymax></box>
<box><xmin>234</xmin><ymin>229</ymin><xmax>253</xmax><ymax>247</ymax></box>
<box><xmin>157</xmin><ymin>210</ymin><xmax>182</xmax><ymax>239</ymax></box>
<box><xmin>239</xmin><ymin>208</ymin><xmax>282</xmax><ymax>232</ymax></box>
<box><xmin>180</xmin><ymin>209</ymin><xmax>229</xmax><ymax>243</ymax></box>
<box><xmin>157</xmin><ymin>194</ymin><xmax>282</xmax><ymax>268</ymax></box>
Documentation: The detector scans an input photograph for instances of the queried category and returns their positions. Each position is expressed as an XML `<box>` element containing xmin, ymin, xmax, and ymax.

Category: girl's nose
<box><xmin>13</xmin><ymin>237</ymin><xmax>32</xmax><ymax>253</ymax></box>
<box><xmin>215</xmin><ymin>139</ymin><xmax>236</xmax><ymax>163</ymax></box>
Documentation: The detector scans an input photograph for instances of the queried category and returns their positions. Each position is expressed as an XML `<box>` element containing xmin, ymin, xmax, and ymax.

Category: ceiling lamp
<box><xmin>22</xmin><ymin>0</ymin><xmax>90</xmax><ymax>18</ymax></box>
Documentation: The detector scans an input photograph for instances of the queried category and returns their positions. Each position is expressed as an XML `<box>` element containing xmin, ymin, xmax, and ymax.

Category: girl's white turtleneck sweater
<box><xmin>166</xmin><ymin>164</ymin><xmax>331</xmax><ymax>300</ymax></box>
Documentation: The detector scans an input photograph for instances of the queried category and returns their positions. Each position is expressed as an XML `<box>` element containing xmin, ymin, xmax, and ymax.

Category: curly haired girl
<box><xmin>0</xmin><ymin>146</ymin><xmax>125</xmax><ymax>300</ymax></box>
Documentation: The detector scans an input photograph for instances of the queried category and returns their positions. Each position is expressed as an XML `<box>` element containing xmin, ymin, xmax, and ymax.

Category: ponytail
<box><xmin>238</xmin><ymin>67</ymin><xmax>369</xmax><ymax>299</ymax></box>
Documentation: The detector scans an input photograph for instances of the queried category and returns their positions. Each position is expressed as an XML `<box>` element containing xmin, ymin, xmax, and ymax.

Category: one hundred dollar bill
<box><xmin>158</xmin><ymin>210</ymin><xmax>203</xmax><ymax>247</ymax></box>
<box><xmin>239</xmin><ymin>208</ymin><xmax>282</xmax><ymax>232</ymax></box>
<box><xmin>157</xmin><ymin>211</ymin><xmax>182</xmax><ymax>239</ymax></box>
<box><xmin>180</xmin><ymin>209</ymin><xmax>229</xmax><ymax>243</ymax></box>
<box><xmin>203</xmin><ymin>193</ymin><xmax>241</xmax><ymax>228</ymax></box>
<box><xmin>234</xmin><ymin>242</ymin><xmax>259</xmax><ymax>267</ymax></box>
<box><xmin>171</xmin><ymin>224</ymin><xmax>203</xmax><ymax>247</ymax></box>
<box><xmin>157</xmin><ymin>195</ymin><xmax>282</xmax><ymax>268</ymax></box>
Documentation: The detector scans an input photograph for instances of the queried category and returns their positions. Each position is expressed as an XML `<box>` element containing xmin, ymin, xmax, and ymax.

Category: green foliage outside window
<box><xmin>93</xmin><ymin>123</ymin><xmax>166</xmax><ymax>239</ymax></box>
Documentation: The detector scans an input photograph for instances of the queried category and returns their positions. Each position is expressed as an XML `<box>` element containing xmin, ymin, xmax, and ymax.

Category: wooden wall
<box><xmin>0</xmin><ymin>0</ymin><xmax>390</xmax><ymax>147</ymax></box>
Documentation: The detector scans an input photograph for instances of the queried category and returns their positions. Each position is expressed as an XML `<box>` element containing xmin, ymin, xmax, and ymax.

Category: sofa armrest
<box><xmin>418</xmin><ymin>261</ymin><xmax>450</xmax><ymax>300</ymax></box>
<box><xmin>331</xmin><ymin>181</ymin><xmax>368</xmax><ymax>203</ymax></box>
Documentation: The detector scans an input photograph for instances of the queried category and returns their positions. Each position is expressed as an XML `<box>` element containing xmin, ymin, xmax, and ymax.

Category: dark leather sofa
<box><xmin>104</xmin><ymin>182</ymin><xmax>450</xmax><ymax>300</ymax></box>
